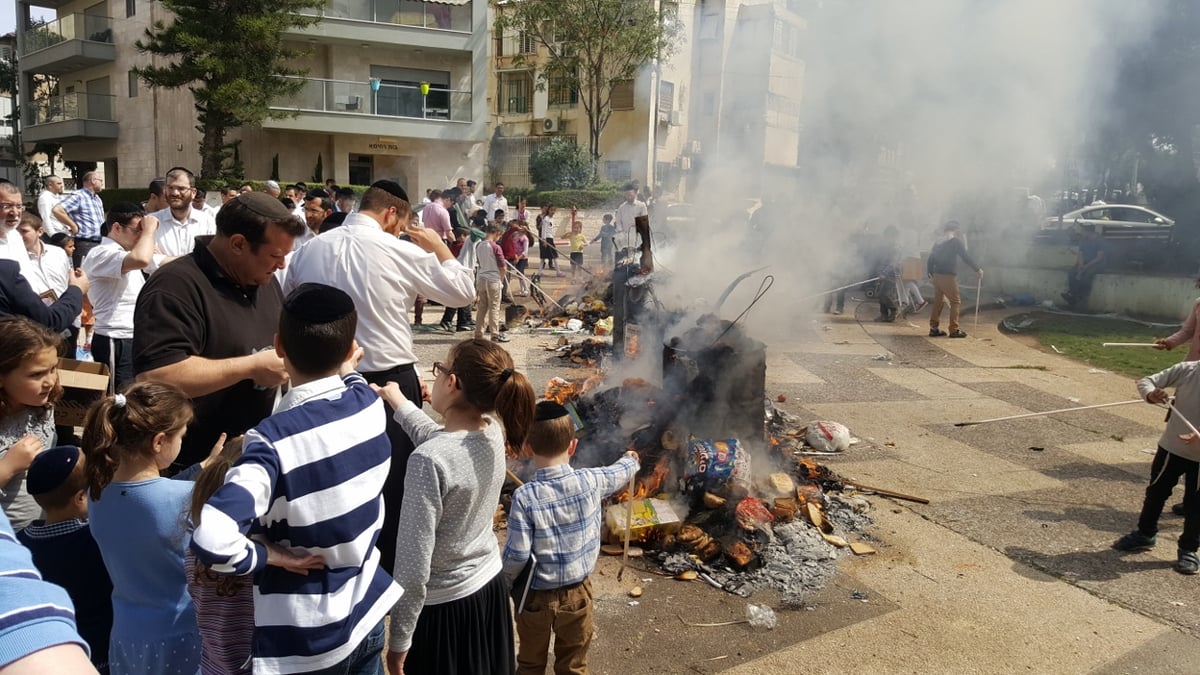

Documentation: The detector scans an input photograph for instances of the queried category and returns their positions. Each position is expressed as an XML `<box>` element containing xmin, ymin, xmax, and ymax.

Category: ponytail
<box><xmin>493</xmin><ymin>370</ymin><xmax>534</xmax><ymax>448</ymax></box>
<box><xmin>448</xmin><ymin>339</ymin><xmax>536</xmax><ymax>449</ymax></box>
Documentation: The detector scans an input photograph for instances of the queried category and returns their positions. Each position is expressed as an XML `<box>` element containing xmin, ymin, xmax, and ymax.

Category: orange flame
<box><xmin>543</xmin><ymin>374</ymin><xmax>604</xmax><ymax>405</ymax></box>
<box><xmin>616</xmin><ymin>455</ymin><xmax>671</xmax><ymax>502</ymax></box>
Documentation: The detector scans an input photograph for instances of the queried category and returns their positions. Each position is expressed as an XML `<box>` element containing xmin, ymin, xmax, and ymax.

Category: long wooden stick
<box><xmin>973</xmin><ymin>278</ymin><xmax>982</xmax><ymax>331</ymax></box>
<box><xmin>617</xmin><ymin>474</ymin><xmax>636</xmax><ymax>582</ymax></box>
<box><xmin>841</xmin><ymin>479</ymin><xmax>930</xmax><ymax>504</ymax></box>
<box><xmin>1168</xmin><ymin>402</ymin><xmax>1200</xmax><ymax>437</ymax></box>
<box><xmin>800</xmin><ymin>277</ymin><xmax>881</xmax><ymax>302</ymax></box>
<box><xmin>954</xmin><ymin>399</ymin><xmax>1143</xmax><ymax>427</ymax></box>
<box><xmin>505</xmin><ymin>469</ymin><xmax>524</xmax><ymax>487</ymax></box>
<box><xmin>1102</xmin><ymin>342</ymin><xmax>1158</xmax><ymax>348</ymax></box>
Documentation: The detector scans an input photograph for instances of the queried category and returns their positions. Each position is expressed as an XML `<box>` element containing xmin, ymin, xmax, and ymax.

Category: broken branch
<box><xmin>841</xmin><ymin>479</ymin><xmax>930</xmax><ymax>504</ymax></box>
<box><xmin>677</xmin><ymin>613</ymin><xmax>751</xmax><ymax>628</ymax></box>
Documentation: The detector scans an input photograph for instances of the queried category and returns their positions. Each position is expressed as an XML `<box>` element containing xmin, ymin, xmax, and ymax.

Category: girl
<box><xmin>538</xmin><ymin>205</ymin><xmax>559</xmax><ymax>275</ymax></box>
<box><xmin>514</xmin><ymin>196</ymin><xmax>529</xmax><ymax>224</ymax></box>
<box><xmin>375</xmin><ymin>339</ymin><xmax>535</xmax><ymax>675</ymax></box>
<box><xmin>84</xmin><ymin>383</ymin><xmax>202</xmax><ymax>675</ymax></box>
<box><xmin>186</xmin><ymin>435</ymin><xmax>253</xmax><ymax>675</ymax></box>
<box><xmin>568</xmin><ymin>218</ymin><xmax>587</xmax><ymax>279</ymax></box>
<box><xmin>513</xmin><ymin>223</ymin><xmax>531</xmax><ymax>295</ymax></box>
<box><xmin>0</xmin><ymin>317</ymin><xmax>61</xmax><ymax>530</ymax></box>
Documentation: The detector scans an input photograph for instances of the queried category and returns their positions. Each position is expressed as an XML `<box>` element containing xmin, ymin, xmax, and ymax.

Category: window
<box><xmin>658</xmin><ymin>80</ymin><xmax>674</xmax><ymax>115</ymax></box>
<box><xmin>519</xmin><ymin>31</ymin><xmax>535</xmax><ymax>54</ymax></box>
<box><xmin>128</xmin><ymin>70</ymin><xmax>138</xmax><ymax>97</ymax></box>
<box><xmin>610</xmin><ymin>80</ymin><xmax>635</xmax><ymax>111</ymax></box>
<box><xmin>500</xmin><ymin>71</ymin><xmax>532</xmax><ymax>114</ymax></box>
<box><xmin>548</xmin><ymin>74</ymin><xmax>578</xmax><ymax>107</ymax></box>
<box><xmin>126</xmin><ymin>0</ymin><xmax>136</xmax><ymax>17</ymax></box>
<box><xmin>605</xmin><ymin>161</ymin><xmax>632</xmax><ymax>182</ymax></box>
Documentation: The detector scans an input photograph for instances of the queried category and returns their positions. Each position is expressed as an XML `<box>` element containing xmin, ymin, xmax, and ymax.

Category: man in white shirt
<box><xmin>82</xmin><ymin>203</ymin><xmax>158</xmax><ymax>390</ymax></box>
<box><xmin>0</xmin><ymin>182</ymin><xmax>36</xmax><ymax>263</ymax></box>
<box><xmin>482</xmin><ymin>182</ymin><xmax>508</xmax><ymax>221</ymax></box>
<box><xmin>614</xmin><ymin>182</ymin><xmax>648</xmax><ymax>248</ymax></box>
<box><xmin>284</xmin><ymin>179</ymin><xmax>475</xmax><ymax>574</ymax></box>
<box><xmin>150</xmin><ymin>166</ymin><xmax>215</xmax><ymax>263</ymax></box>
<box><xmin>191</xmin><ymin>188</ymin><xmax>219</xmax><ymax>218</ymax></box>
<box><xmin>37</xmin><ymin>176</ymin><xmax>66</xmax><ymax>236</ymax></box>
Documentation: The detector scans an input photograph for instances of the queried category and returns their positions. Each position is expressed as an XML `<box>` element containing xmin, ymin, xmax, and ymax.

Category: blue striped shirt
<box><xmin>57</xmin><ymin>188</ymin><xmax>105</xmax><ymax>240</ymax></box>
<box><xmin>501</xmin><ymin>455</ymin><xmax>639</xmax><ymax>590</ymax></box>
<box><xmin>190</xmin><ymin>373</ymin><xmax>402</xmax><ymax>675</ymax></box>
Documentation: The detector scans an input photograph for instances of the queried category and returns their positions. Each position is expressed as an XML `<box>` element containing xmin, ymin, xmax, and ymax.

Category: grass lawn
<box><xmin>1003</xmin><ymin>311</ymin><xmax>1183</xmax><ymax>377</ymax></box>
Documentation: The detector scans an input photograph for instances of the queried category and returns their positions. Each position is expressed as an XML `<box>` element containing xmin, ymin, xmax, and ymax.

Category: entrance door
<box><xmin>348</xmin><ymin>155</ymin><xmax>372</xmax><ymax>186</ymax></box>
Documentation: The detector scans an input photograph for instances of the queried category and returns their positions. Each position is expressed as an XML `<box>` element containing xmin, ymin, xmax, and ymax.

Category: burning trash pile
<box><xmin>544</xmin><ymin>337</ymin><xmax>612</xmax><ymax>368</ymax></box>
<box><xmin>517</xmin><ymin>315</ymin><xmax>877</xmax><ymax>607</ymax></box>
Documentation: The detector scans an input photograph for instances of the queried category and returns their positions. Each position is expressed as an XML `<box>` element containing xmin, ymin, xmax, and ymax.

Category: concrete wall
<box><xmin>987</xmin><ymin>265</ymin><xmax>1197</xmax><ymax>321</ymax></box>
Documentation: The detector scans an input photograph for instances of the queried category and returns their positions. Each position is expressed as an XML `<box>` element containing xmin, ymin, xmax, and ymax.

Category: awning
<box><xmin>426</xmin><ymin>0</ymin><xmax>471</xmax><ymax>5</ymax></box>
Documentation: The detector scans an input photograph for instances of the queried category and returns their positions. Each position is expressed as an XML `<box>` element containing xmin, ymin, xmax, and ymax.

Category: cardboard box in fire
<box><xmin>606</xmin><ymin>498</ymin><xmax>681</xmax><ymax>543</ymax></box>
<box><xmin>56</xmin><ymin>358</ymin><xmax>110</xmax><ymax>427</ymax></box>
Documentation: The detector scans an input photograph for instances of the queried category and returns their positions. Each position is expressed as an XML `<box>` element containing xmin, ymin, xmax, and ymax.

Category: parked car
<box><xmin>1042</xmin><ymin>204</ymin><xmax>1174</xmax><ymax>241</ymax></box>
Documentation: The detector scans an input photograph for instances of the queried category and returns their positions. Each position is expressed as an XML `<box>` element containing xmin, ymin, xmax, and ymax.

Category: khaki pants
<box><xmin>515</xmin><ymin>579</ymin><xmax>593</xmax><ymax>675</ymax></box>
<box><xmin>475</xmin><ymin>277</ymin><xmax>502</xmax><ymax>338</ymax></box>
<box><xmin>930</xmin><ymin>274</ymin><xmax>962</xmax><ymax>332</ymax></box>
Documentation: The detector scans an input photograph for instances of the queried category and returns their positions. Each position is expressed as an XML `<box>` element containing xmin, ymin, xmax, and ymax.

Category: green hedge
<box><xmin>194</xmin><ymin>179</ymin><xmax>374</xmax><ymax>196</ymax></box>
<box><xmin>502</xmin><ymin>187</ymin><xmax>620</xmax><ymax>210</ymax></box>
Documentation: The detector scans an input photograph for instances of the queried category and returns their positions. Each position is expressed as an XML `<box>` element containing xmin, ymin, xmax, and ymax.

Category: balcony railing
<box><xmin>24</xmin><ymin>92</ymin><xmax>116</xmax><ymax>126</ymax></box>
<box><xmin>275</xmin><ymin>77</ymin><xmax>471</xmax><ymax>123</ymax></box>
<box><xmin>22</xmin><ymin>14</ymin><xmax>114</xmax><ymax>54</ymax></box>
<box><xmin>302</xmin><ymin>0</ymin><xmax>472</xmax><ymax>32</ymax></box>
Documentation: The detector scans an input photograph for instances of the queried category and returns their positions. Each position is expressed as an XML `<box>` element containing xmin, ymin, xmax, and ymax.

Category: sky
<box><xmin>0</xmin><ymin>2</ymin><xmax>55</xmax><ymax>36</ymax></box>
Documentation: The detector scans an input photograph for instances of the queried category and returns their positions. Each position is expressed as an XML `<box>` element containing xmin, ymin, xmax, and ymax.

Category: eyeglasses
<box><xmin>164</xmin><ymin>186</ymin><xmax>193</xmax><ymax>194</ymax></box>
<box><xmin>431</xmin><ymin>361</ymin><xmax>452</xmax><ymax>378</ymax></box>
<box><xmin>0</xmin><ymin>203</ymin><xmax>24</xmax><ymax>212</ymax></box>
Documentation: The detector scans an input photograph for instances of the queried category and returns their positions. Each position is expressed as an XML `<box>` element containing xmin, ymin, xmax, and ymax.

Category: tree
<box><xmin>134</xmin><ymin>0</ymin><xmax>324</xmax><ymax>179</ymax></box>
<box><xmin>495</xmin><ymin>0</ymin><xmax>682</xmax><ymax>165</ymax></box>
<box><xmin>0</xmin><ymin>33</ymin><xmax>63</xmax><ymax>193</ymax></box>
<box><xmin>529</xmin><ymin>138</ymin><xmax>592</xmax><ymax>189</ymax></box>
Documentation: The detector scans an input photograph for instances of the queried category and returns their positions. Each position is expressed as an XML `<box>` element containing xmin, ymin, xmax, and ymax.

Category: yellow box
<box><xmin>605</xmin><ymin>498</ymin><xmax>681</xmax><ymax>542</ymax></box>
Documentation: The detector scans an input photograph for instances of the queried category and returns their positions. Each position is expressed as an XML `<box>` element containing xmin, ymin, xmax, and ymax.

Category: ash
<box><xmin>825</xmin><ymin>495</ymin><xmax>874</xmax><ymax>533</ymax></box>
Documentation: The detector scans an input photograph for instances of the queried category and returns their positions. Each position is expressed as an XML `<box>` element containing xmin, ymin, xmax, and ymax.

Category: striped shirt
<box><xmin>501</xmin><ymin>456</ymin><xmax>639</xmax><ymax>590</ymax></box>
<box><xmin>190</xmin><ymin>373</ymin><xmax>402</xmax><ymax>674</ymax></box>
<box><xmin>57</xmin><ymin>188</ymin><xmax>105</xmax><ymax>241</ymax></box>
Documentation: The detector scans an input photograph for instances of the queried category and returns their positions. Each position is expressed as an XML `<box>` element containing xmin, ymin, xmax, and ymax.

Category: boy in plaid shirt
<box><xmin>501</xmin><ymin>401</ymin><xmax>639</xmax><ymax>675</ymax></box>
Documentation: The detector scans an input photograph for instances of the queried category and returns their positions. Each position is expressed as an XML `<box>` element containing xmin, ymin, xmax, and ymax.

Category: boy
<box><xmin>502</xmin><ymin>401</ymin><xmax>639</xmax><ymax>675</ymax></box>
<box><xmin>1113</xmin><ymin>361</ymin><xmax>1200</xmax><ymax>575</ymax></box>
<box><xmin>191</xmin><ymin>283</ymin><xmax>402</xmax><ymax>673</ymax></box>
<box><xmin>17</xmin><ymin>446</ymin><xmax>113</xmax><ymax>673</ymax></box>
<box><xmin>591</xmin><ymin>213</ymin><xmax>616</xmax><ymax>268</ymax></box>
<box><xmin>474</xmin><ymin>222</ymin><xmax>509</xmax><ymax>342</ymax></box>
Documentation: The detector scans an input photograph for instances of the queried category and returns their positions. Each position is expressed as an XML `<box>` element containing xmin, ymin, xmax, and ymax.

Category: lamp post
<box><xmin>370</xmin><ymin>77</ymin><xmax>381</xmax><ymax>115</ymax></box>
<box><xmin>420</xmin><ymin>81</ymin><xmax>430</xmax><ymax>119</ymax></box>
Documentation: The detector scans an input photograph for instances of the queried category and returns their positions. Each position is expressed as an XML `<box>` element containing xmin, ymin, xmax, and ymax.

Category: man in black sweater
<box><xmin>0</xmin><ymin>259</ymin><xmax>88</xmax><ymax>332</ymax></box>
<box><xmin>927</xmin><ymin>221</ymin><xmax>982</xmax><ymax>338</ymax></box>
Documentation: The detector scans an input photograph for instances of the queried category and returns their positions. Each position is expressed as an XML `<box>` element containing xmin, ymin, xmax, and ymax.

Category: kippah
<box><xmin>534</xmin><ymin>401</ymin><xmax>569</xmax><ymax>422</ymax></box>
<box><xmin>265</xmin><ymin>179</ymin><xmax>281</xmax><ymax>190</ymax></box>
<box><xmin>371</xmin><ymin>180</ymin><xmax>409</xmax><ymax>202</ymax></box>
<box><xmin>284</xmin><ymin>283</ymin><xmax>356</xmax><ymax>323</ymax></box>
<box><xmin>27</xmin><ymin>446</ymin><xmax>80</xmax><ymax>496</ymax></box>
<box><xmin>237</xmin><ymin>192</ymin><xmax>293</xmax><ymax>219</ymax></box>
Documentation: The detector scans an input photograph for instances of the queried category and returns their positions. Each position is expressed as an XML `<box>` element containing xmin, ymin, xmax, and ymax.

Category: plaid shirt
<box><xmin>58</xmin><ymin>189</ymin><xmax>105</xmax><ymax>240</ymax></box>
<box><xmin>502</xmin><ymin>455</ymin><xmax>638</xmax><ymax>590</ymax></box>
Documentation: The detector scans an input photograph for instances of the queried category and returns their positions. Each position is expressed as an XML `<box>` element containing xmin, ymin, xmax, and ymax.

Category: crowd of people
<box><xmin>0</xmin><ymin>171</ymin><xmax>641</xmax><ymax>675</ymax></box>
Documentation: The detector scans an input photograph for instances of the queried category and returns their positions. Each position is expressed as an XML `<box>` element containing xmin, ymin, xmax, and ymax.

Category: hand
<box><xmin>625</xmin><ymin>449</ymin><xmax>640</xmax><ymax>463</ymax></box>
<box><xmin>1</xmin><ymin>435</ymin><xmax>42</xmax><ymax>476</ymax></box>
<box><xmin>1154</xmin><ymin>339</ymin><xmax>1172</xmax><ymax>351</ymax></box>
<box><xmin>265</xmin><ymin>542</ymin><xmax>325</xmax><ymax>575</ymax></box>
<box><xmin>370</xmin><ymin>381</ymin><xmax>404</xmax><ymax>409</ymax></box>
<box><xmin>251</xmin><ymin>349</ymin><xmax>289</xmax><ymax>388</ymax></box>
<box><xmin>1146</xmin><ymin>388</ymin><xmax>1169</xmax><ymax>405</ymax></box>
<box><xmin>198</xmin><ymin>433</ymin><xmax>228</xmax><ymax>470</ymax></box>
<box><xmin>141</xmin><ymin>215</ymin><xmax>160</xmax><ymax>234</ymax></box>
<box><xmin>1180</xmin><ymin>433</ymin><xmax>1199</xmax><ymax>445</ymax></box>
<box><xmin>385</xmin><ymin>650</ymin><xmax>408</xmax><ymax>675</ymax></box>
<box><xmin>404</xmin><ymin>222</ymin><xmax>451</xmax><ymax>255</ymax></box>
<box><xmin>339</xmin><ymin>341</ymin><xmax>364</xmax><ymax>377</ymax></box>
<box><xmin>68</xmin><ymin>268</ymin><xmax>89</xmax><ymax>296</ymax></box>
<box><xmin>420</xmin><ymin>380</ymin><xmax>431</xmax><ymax>404</ymax></box>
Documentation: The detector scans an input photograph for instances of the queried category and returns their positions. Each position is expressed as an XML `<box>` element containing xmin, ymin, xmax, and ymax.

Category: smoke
<box><xmin>650</xmin><ymin>0</ymin><xmax>1164</xmax><ymax>341</ymax></box>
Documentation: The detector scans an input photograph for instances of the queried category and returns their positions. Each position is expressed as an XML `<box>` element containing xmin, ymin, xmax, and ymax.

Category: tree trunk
<box><xmin>199</xmin><ymin>122</ymin><xmax>226</xmax><ymax>180</ymax></box>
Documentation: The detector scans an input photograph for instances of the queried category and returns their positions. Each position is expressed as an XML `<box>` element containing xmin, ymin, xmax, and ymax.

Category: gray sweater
<box><xmin>388</xmin><ymin>400</ymin><xmax>506</xmax><ymax>652</ymax></box>
<box><xmin>1137</xmin><ymin>360</ymin><xmax>1200</xmax><ymax>462</ymax></box>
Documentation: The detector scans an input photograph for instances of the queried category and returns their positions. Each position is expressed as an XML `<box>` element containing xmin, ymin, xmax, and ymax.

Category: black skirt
<box><xmin>405</xmin><ymin>572</ymin><xmax>515</xmax><ymax>675</ymax></box>
<box><xmin>539</xmin><ymin>238</ymin><xmax>558</xmax><ymax>260</ymax></box>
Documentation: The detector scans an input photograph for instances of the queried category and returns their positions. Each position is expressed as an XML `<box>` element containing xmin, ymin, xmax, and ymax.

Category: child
<box><xmin>185</xmin><ymin>435</ymin><xmax>253</xmax><ymax>675</ymax></box>
<box><xmin>592</xmin><ymin>213</ymin><xmax>616</xmax><ymax>267</ymax></box>
<box><xmin>374</xmin><ymin>338</ymin><xmax>536</xmax><ymax>675</ymax></box>
<box><xmin>191</xmin><ymin>284</ymin><xmax>402</xmax><ymax>673</ymax></box>
<box><xmin>539</xmin><ymin>205</ymin><xmax>559</xmax><ymax>275</ymax></box>
<box><xmin>1114</xmin><ymin>362</ymin><xmax>1200</xmax><ymax>575</ymax></box>
<box><xmin>0</xmin><ymin>317</ymin><xmax>62</xmax><ymax>530</ymax></box>
<box><xmin>513</xmin><ymin>223</ymin><xmax>531</xmax><ymax>296</ymax></box>
<box><xmin>502</xmin><ymin>402</ymin><xmax>639</xmax><ymax>675</ymax></box>
<box><xmin>475</xmin><ymin>223</ymin><xmax>509</xmax><ymax>343</ymax></box>
<box><xmin>17</xmin><ymin>445</ymin><xmax>114</xmax><ymax>673</ymax></box>
<box><xmin>83</xmin><ymin>382</ymin><xmax>203</xmax><ymax>674</ymax></box>
<box><xmin>568</xmin><ymin>220</ymin><xmax>587</xmax><ymax>279</ymax></box>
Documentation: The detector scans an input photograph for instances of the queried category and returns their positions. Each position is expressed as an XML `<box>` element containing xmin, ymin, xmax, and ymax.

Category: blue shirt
<box><xmin>58</xmin><ymin>189</ymin><xmax>105</xmax><ymax>240</ymax></box>
<box><xmin>502</xmin><ymin>455</ymin><xmax>638</xmax><ymax>590</ymax></box>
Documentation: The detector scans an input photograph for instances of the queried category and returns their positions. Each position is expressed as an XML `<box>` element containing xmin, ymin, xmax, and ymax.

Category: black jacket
<box><xmin>926</xmin><ymin>237</ymin><xmax>980</xmax><ymax>276</ymax></box>
<box><xmin>0</xmin><ymin>259</ymin><xmax>83</xmax><ymax>332</ymax></box>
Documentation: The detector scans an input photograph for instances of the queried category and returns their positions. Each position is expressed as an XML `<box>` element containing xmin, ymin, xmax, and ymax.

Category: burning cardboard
<box><xmin>606</xmin><ymin>498</ymin><xmax>681</xmax><ymax>543</ymax></box>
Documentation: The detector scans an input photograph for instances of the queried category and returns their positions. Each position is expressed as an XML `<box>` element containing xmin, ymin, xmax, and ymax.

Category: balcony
<box><xmin>23</xmin><ymin>92</ymin><xmax>118</xmax><ymax>143</ymax></box>
<box><xmin>266</xmin><ymin>76</ymin><xmax>483</xmax><ymax>141</ymax></box>
<box><xmin>289</xmin><ymin>0</ymin><xmax>473</xmax><ymax>51</ymax></box>
<box><xmin>20</xmin><ymin>14</ymin><xmax>116</xmax><ymax>76</ymax></box>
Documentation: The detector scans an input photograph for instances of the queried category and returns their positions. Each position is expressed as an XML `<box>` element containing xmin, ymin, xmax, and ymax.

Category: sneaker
<box><xmin>1176</xmin><ymin>550</ymin><xmax>1199</xmax><ymax>575</ymax></box>
<box><xmin>456</xmin><ymin>325</ymin><xmax>472</xmax><ymax>332</ymax></box>
<box><xmin>832</xmin><ymin>309</ymin><xmax>842</xmax><ymax>315</ymax></box>
<box><xmin>1112</xmin><ymin>530</ymin><xmax>1156</xmax><ymax>552</ymax></box>
<box><xmin>492</xmin><ymin>334</ymin><xmax>511</xmax><ymax>343</ymax></box>
<box><xmin>438</xmin><ymin>321</ymin><xmax>453</xmax><ymax>333</ymax></box>
<box><xmin>948</xmin><ymin>330</ymin><xmax>968</xmax><ymax>338</ymax></box>
<box><xmin>929</xmin><ymin>328</ymin><xmax>948</xmax><ymax>337</ymax></box>
<box><xmin>1172</xmin><ymin>502</ymin><xmax>1186</xmax><ymax>517</ymax></box>
<box><xmin>913</xmin><ymin>300</ymin><xmax>928</xmax><ymax>313</ymax></box>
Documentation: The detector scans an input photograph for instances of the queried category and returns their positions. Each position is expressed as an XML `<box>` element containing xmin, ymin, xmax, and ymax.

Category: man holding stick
<box><xmin>927</xmin><ymin>221</ymin><xmax>981</xmax><ymax>339</ymax></box>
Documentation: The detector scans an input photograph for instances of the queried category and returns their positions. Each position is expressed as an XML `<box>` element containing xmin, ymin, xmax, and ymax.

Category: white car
<box><xmin>1043</xmin><ymin>204</ymin><xmax>1174</xmax><ymax>240</ymax></box>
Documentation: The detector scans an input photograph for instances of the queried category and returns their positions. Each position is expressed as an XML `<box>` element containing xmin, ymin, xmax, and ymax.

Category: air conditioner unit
<box><xmin>680</xmin><ymin>156</ymin><xmax>691</xmax><ymax>170</ymax></box>
<box><xmin>540</xmin><ymin>117</ymin><xmax>559</xmax><ymax>133</ymax></box>
<box><xmin>669</xmin><ymin>110</ymin><xmax>682</xmax><ymax>127</ymax></box>
<box><xmin>688</xmin><ymin>139</ymin><xmax>702</xmax><ymax>155</ymax></box>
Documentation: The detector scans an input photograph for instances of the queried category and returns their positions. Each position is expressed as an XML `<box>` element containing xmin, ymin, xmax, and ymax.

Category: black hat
<box><xmin>284</xmin><ymin>283</ymin><xmax>356</xmax><ymax>323</ymax></box>
<box><xmin>237</xmin><ymin>191</ymin><xmax>293</xmax><ymax>219</ymax></box>
<box><xmin>335</xmin><ymin>187</ymin><xmax>356</xmax><ymax>199</ymax></box>
<box><xmin>27</xmin><ymin>446</ymin><xmax>81</xmax><ymax>496</ymax></box>
<box><xmin>371</xmin><ymin>180</ymin><xmax>409</xmax><ymax>202</ymax></box>
<box><xmin>534</xmin><ymin>401</ymin><xmax>570</xmax><ymax>421</ymax></box>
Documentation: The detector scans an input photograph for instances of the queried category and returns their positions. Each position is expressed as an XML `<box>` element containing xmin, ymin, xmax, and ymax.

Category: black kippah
<box><xmin>534</xmin><ymin>401</ymin><xmax>569</xmax><ymax>422</ymax></box>
<box><xmin>371</xmin><ymin>180</ymin><xmax>409</xmax><ymax>203</ymax></box>
<box><xmin>27</xmin><ymin>446</ymin><xmax>80</xmax><ymax>496</ymax></box>
<box><xmin>237</xmin><ymin>191</ymin><xmax>293</xmax><ymax>219</ymax></box>
<box><xmin>284</xmin><ymin>283</ymin><xmax>356</xmax><ymax>323</ymax></box>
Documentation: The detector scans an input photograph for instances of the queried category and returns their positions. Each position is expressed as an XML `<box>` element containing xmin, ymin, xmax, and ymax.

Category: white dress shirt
<box><xmin>80</xmin><ymin>237</ymin><xmax>143</xmax><ymax>338</ymax></box>
<box><xmin>22</xmin><ymin>243</ymin><xmax>71</xmax><ymax>300</ymax></box>
<box><xmin>38</xmin><ymin>190</ymin><xmax>65</xmax><ymax>236</ymax></box>
<box><xmin>0</xmin><ymin>230</ymin><xmax>30</xmax><ymax>266</ymax></box>
<box><xmin>482</xmin><ymin>194</ymin><xmax>508</xmax><ymax>220</ymax></box>
<box><xmin>284</xmin><ymin>212</ymin><xmax>475</xmax><ymax>371</ymax></box>
<box><xmin>149</xmin><ymin>205</ymin><xmax>216</xmax><ymax>264</ymax></box>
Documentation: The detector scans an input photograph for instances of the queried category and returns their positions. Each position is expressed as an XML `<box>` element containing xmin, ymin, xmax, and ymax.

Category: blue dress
<box><xmin>90</xmin><ymin>477</ymin><xmax>201</xmax><ymax>675</ymax></box>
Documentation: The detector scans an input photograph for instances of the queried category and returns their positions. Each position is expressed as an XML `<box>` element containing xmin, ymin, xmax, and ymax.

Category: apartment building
<box><xmin>0</xmin><ymin>34</ymin><xmax>17</xmax><ymax>183</ymax></box>
<box><xmin>14</xmin><ymin>0</ymin><xmax>489</xmax><ymax>192</ymax></box>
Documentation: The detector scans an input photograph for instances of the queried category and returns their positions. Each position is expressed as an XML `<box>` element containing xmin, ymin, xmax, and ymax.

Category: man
<box><xmin>52</xmin><ymin>171</ymin><xmax>106</xmax><ymax>265</ymax></box>
<box><xmin>285</xmin><ymin>180</ymin><xmax>475</xmax><ymax>573</ymax></box>
<box><xmin>144</xmin><ymin>177</ymin><xmax>167</xmax><ymax>214</ymax></box>
<box><xmin>149</xmin><ymin>166</ymin><xmax>217</xmax><ymax>261</ymax></box>
<box><xmin>133</xmin><ymin>192</ymin><xmax>302</xmax><ymax>469</ymax></box>
<box><xmin>239</xmin><ymin>183</ymin><xmax>254</xmax><ymax>195</ymax></box>
<box><xmin>0</xmin><ymin>182</ymin><xmax>33</xmax><ymax>262</ymax></box>
<box><xmin>482</xmin><ymin>182</ymin><xmax>508</xmax><ymax>220</ymax></box>
<box><xmin>334</xmin><ymin>187</ymin><xmax>356</xmax><ymax>214</ymax></box>
<box><xmin>422</xmin><ymin>189</ymin><xmax>452</xmax><ymax>243</ymax></box>
<box><xmin>82</xmin><ymin>204</ymin><xmax>158</xmax><ymax>390</ymax></box>
<box><xmin>1062</xmin><ymin>223</ymin><xmax>1106</xmax><ymax>308</ymax></box>
<box><xmin>301</xmin><ymin>190</ymin><xmax>333</xmax><ymax>241</ymax></box>
<box><xmin>614</xmin><ymin>182</ymin><xmax>649</xmax><ymax>249</ymax></box>
<box><xmin>263</xmin><ymin>180</ymin><xmax>282</xmax><ymax>199</ymax></box>
<box><xmin>220</xmin><ymin>186</ymin><xmax>239</xmax><ymax>205</ymax></box>
<box><xmin>191</xmin><ymin>187</ymin><xmax>218</xmax><ymax>218</ymax></box>
<box><xmin>927</xmin><ymin>221</ymin><xmax>982</xmax><ymax>339</ymax></box>
<box><xmin>285</xmin><ymin>184</ymin><xmax>306</xmax><ymax>220</ymax></box>
<box><xmin>37</xmin><ymin>176</ymin><xmax>65</xmax><ymax>236</ymax></box>
<box><xmin>0</xmin><ymin>186</ymin><xmax>87</xmax><ymax>330</ymax></box>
